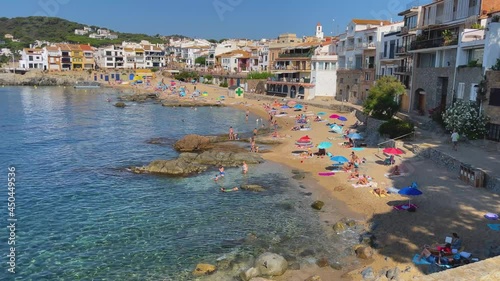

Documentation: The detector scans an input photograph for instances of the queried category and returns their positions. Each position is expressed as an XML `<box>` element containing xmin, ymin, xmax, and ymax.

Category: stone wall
<box><xmin>454</xmin><ymin>67</ymin><xmax>483</xmax><ymax>100</ymax></box>
<box><xmin>412</xmin><ymin>67</ymin><xmax>455</xmax><ymax>111</ymax></box>
<box><xmin>411</xmin><ymin>144</ymin><xmax>500</xmax><ymax>193</ymax></box>
<box><xmin>484</xmin><ymin>71</ymin><xmax>500</xmax><ymax>124</ymax></box>
<box><xmin>336</xmin><ymin>69</ymin><xmax>363</xmax><ymax>104</ymax></box>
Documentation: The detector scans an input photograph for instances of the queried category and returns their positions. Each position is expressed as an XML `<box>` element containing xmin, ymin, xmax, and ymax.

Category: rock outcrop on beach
<box><xmin>114</xmin><ymin>102</ymin><xmax>126</xmax><ymax>108</ymax></box>
<box><xmin>118</xmin><ymin>93</ymin><xmax>158</xmax><ymax>102</ymax></box>
<box><xmin>0</xmin><ymin>73</ymin><xmax>74</xmax><ymax>86</ymax></box>
<box><xmin>173</xmin><ymin>134</ymin><xmax>212</xmax><ymax>152</ymax></box>
<box><xmin>192</xmin><ymin>263</ymin><xmax>217</xmax><ymax>276</ymax></box>
<box><xmin>133</xmin><ymin>150</ymin><xmax>264</xmax><ymax>176</ymax></box>
<box><xmin>240</xmin><ymin>252</ymin><xmax>288</xmax><ymax>280</ymax></box>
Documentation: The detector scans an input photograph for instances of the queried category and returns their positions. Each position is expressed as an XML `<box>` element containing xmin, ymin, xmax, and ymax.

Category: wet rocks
<box><xmin>240</xmin><ymin>184</ymin><xmax>266</xmax><ymax>192</ymax></box>
<box><xmin>316</xmin><ymin>257</ymin><xmax>330</xmax><ymax>267</ymax></box>
<box><xmin>240</xmin><ymin>252</ymin><xmax>288</xmax><ymax>280</ymax></box>
<box><xmin>192</xmin><ymin>263</ymin><xmax>216</xmax><ymax>276</ymax></box>
<box><xmin>114</xmin><ymin>102</ymin><xmax>126</xmax><ymax>108</ymax></box>
<box><xmin>354</xmin><ymin>245</ymin><xmax>373</xmax><ymax>260</ymax></box>
<box><xmin>135</xmin><ymin>150</ymin><xmax>264</xmax><ymax>176</ymax></box>
<box><xmin>361</xmin><ymin>267</ymin><xmax>375</xmax><ymax>280</ymax></box>
<box><xmin>173</xmin><ymin>134</ymin><xmax>212</xmax><ymax>152</ymax></box>
<box><xmin>311</xmin><ymin>200</ymin><xmax>325</xmax><ymax>210</ymax></box>
<box><xmin>255</xmin><ymin>252</ymin><xmax>288</xmax><ymax>277</ymax></box>
<box><xmin>332</xmin><ymin>222</ymin><xmax>346</xmax><ymax>233</ymax></box>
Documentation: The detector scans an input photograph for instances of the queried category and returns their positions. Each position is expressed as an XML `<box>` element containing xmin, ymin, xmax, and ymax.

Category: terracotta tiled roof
<box><xmin>23</xmin><ymin>48</ymin><xmax>43</xmax><ymax>53</ymax></box>
<box><xmin>124</xmin><ymin>47</ymin><xmax>134</xmax><ymax>52</ymax></box>
<box><xmin>45</xmin><ymin>46</ymin><xmax>59</xmax><ymax>51</ymax></box>
<box><xmin>351</xmin><ymin>19</ymin><xmax>392</xmax><ymax>26</ymax></box>
<box><xmin>218</xmin><ymin>50</ymin><xmax>251</xmax><ymax>58</ymax></box>
<box><xmin>79</xmin><ymin>44</ymin><xmax>93</xmax><ymax>51</ymax></box>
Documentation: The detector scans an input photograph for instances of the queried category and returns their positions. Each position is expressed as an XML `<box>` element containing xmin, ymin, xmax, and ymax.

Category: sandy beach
<box><xmin>34</xmin><ymin>71</ymin><xmax>499</xmax><ymax>280</ymax></box>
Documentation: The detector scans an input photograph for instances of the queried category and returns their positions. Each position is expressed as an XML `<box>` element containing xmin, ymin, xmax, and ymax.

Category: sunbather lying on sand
<box><xmin>373</xmin><ymin>188</ymin><xmax>388</xmax><ymax>196</ymax></box>
<box><xmin>357</xmin><ymin>176</ymin><xmax>369</xmax><ymax>185</ymax></box>
<box><xmin>348</xmin><ymin>170</ymin><xmax>360</xmax><ymax>180</ymax></box>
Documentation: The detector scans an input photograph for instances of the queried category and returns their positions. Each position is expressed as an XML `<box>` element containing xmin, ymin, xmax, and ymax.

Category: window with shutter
<box><xmin>457</xmin><ymin>82</ymin><xmax>465</xmax><ymax>99</ymax></box>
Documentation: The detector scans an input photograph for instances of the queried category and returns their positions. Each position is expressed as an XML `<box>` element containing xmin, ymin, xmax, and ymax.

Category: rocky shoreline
<box><xmin>0</xmin><ymin>72</ymin><xmax>77</xmax><ymax>86</ymax></box>
<box><xmin>132</xmin><ymin>133</ymin><xmax>381</xmax><ymax>280</ymax></box>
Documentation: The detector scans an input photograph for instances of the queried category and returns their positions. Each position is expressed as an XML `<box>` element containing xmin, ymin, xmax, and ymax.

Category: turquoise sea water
<box><xmin>0</xmin><ymin>87</ymin><xmax>353</xmax><ymax>280</ymax></box>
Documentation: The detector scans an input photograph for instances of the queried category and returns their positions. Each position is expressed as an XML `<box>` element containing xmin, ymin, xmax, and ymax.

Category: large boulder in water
<box><xmin>114</xmin><ymin>102</ymin><xmax>126</xmax><ymax>108</ymax></box>
<box><xmin>255</xmin><ymin>252</ymin><xmax>288</xmax><ymax>277</ymax></box>
<box><xmin>192</xmin><ymin>263</ymin><xmax>216</xmax><ymax>276</ymax></box>
<box><xmin>174</xmin><ymin>134</ymin><xmax>212</xmax><ymax>152</ymax></box>
<box><xmin>137</xmin><ymin>151</ymin><xmax>264</xmax><ymax>176</ymax></box>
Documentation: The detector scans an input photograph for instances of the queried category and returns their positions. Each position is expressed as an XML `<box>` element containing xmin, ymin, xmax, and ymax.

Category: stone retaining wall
<box><xmin>411</xmin><ymin>144</ymin><xmax>500</xmax><ymax>193</ymax></box>
<box><xmin>413</xmin><ymin>256</ymin><xmax>500</xmax><ymax>281</ymax></box>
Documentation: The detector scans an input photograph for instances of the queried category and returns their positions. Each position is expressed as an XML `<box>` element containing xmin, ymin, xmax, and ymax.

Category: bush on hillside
<box><xmin>378</xmin><ymin>119</ymin><xmax>415</xmax><ymax>139</ymax></box>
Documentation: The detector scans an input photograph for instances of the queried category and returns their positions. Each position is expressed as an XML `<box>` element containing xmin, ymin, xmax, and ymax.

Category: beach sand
<box><xmin>115</xmin><ymin>73</ymin><xmax>500</xmax><ymax>280</ymax></box>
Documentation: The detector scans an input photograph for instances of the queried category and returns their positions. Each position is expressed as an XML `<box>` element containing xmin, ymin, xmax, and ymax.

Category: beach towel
<box><xmin>386</xmin><ymin>187</ymin><xmax>400</xmax><ymax>194</ymax></box>
<box><xmin>318</xmin><ymin>172</ymin><xmax>335</xmax><ymax>176</ymax></box>
<box><xmin>384</xmin><ymin>173</ymin><xmax>409</xmax><ymax>178</ymax></box>
<box><xmin>352</xmin><ymin>182</ymin><xmax>378</xmax><ymax>188</ymax></box>
<box><xmin>352</xmin><ymin>147</ymin><xmax>364</xmax><ymax>151</ymax></box>
<box><xmin>484</xmin><ymin>213</ymin><xmax>499</xmax><ymax>220</ymax></box>
<box><xmin>412</xmin><ymin>254</ymin><xmax>431</xmax><ymax>265</ymax></box>
<box><xmin>393</xmin><ymin>203</ymin><xmax>418</xmax><ymax>211</ymax></box>
<box><xmin>487</xmin><ymin>224</ymin><xmax>500</xmax><ymax>231</ymax></box>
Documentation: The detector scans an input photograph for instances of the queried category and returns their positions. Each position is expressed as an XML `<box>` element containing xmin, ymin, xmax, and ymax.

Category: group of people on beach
<box><xmin>215</xmin><ymin>162</ymin><xmax>248</xmax><ymax>192</ymax></box>
<box><xmin>418</xmin><ymin>233</ymin><xmax>466</xmax><ymax>267</ymax></box>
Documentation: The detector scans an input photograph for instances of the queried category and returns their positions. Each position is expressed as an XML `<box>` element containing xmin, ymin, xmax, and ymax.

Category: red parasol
<box><xmin>383</xmin><ymin>148</ymin><xmax>404</xmax><ymax>155</ymax></box>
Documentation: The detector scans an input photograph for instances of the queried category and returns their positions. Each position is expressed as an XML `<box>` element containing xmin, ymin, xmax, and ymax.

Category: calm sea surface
<box><xmin>0</xmin><ymin>87</ymin><xmax>352</xmax><ymax>280</ymax></box>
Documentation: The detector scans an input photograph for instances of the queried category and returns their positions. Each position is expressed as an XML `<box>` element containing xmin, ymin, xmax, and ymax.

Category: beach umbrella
<box><xmin>299</xmin><ymin>135</ymin><xmax>311</xmax><ymax>141</ymax></box>
<box><xmin>317</xmin><ymin>112</ymin><xmax>326</xmax><ymax>116</ymax></box>
<box><xmin>287</xmin><ymin>100</ymin><xmax>297</xmax><ymax>107</ymax></box>
<box><xmin>330</xmin><ymin>124</ymin><xmax>343</xmax><ymax>134</ymax></box>
<box><xmin>294</xmin><ymin>104</ymin><xmax>303</xmax><ymax>109</ymax></box>
<box><xmin>329</xmin><ymin>114</ymin><xmax>340</xmax><ymax>119</ymax></box>
<box><xmin>398</xmin><ymin>186</ymin><xmax>423</xmax><ymax>207</ymax></box>
<box><xmin>347</xmin><ymin>133</ymin><xmax>363</xmax><ymax>140</ymax></box>
<box><xmin>330</xmin><ymin>155</ymin><xmax>349</xmax><ymax>163</ymax></box>
<box><xmin>318</xmin><ymin>141</ymin><xmax>332</xmax><ymax>149</ymax></box>
<box><xmin>281</xmin><ymin>105</ymin><xmax>290</xmax><ymax>109</ymax></box>
<box><xmin>337</xmin><ymin>116</ymin><xmax>348</xmax><ymax>121</ymax></box>
<box><xmin>383</xmin><ymin>148</ymin><xmax>404</xmax><ymax>155</ymax></box>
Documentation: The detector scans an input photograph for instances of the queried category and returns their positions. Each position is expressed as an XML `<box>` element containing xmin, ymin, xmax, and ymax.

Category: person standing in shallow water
<box><xmin>242</xmin><ymin>161</ymin><xmax>248</xmax><ymax>174</ymax></box>
<box><xmin>229</xmin><ymin>126</ymin><xmax>234</xmax><ymax>140</ymax></box>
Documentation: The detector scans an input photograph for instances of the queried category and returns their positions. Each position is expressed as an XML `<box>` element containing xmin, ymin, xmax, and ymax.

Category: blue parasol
<box><xmin>317</xmin><ymin>112</ymin><xmax>326</xmax><ymax>116</ymax></box>
<box><xmin>330</xmin><ymin>155</ymin><xmax>349</xmax><ymax>163</ymax></box>
<box><xmin>398</xmin><ymin>186</ymin><xmax>423</xmax><ymax>207</ymax></box>
<box><xmin>294</xmin><ymin>104</ymin><xmax>303</xmax><ymax>109</ymax></box>
<box><xmin>330</xmin><ymin>124</ymin><xmax>343</xmax><ymax>134</ymax></box>
<box><xmin>347</xmin><ymin>133</ymin><xmax>363</xmax><ymax>140</ymax></box>
<box><xmin>318</xmin><ymin>141</ymin><xmax>332</xmax><ymax>149</ymax></box>
<box><xmin>337</xmin><ymin>116</ymin><xmax>348</xmax><ymax>121</ymax></box>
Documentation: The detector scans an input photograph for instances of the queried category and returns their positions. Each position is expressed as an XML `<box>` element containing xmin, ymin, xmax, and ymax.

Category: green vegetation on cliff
<box><xmin>0</xmin><ymin>16</ymin><xmax>187</xmax><ymax>50</ymax></box>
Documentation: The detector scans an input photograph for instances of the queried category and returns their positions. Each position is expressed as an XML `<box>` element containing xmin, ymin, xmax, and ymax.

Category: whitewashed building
<box><xmin>19</xmin><ymin>48</ymin><xmax>44</xmax><ymax>69</ymax></box>
<box><xmin>309</xmin><ymin>44</ymin><xmax>338</xmax><ymax>99</ymax></box>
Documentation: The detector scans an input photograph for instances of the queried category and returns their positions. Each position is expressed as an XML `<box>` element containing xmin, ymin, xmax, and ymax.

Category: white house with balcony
<box><xmin>42</xmin><ymin>45</ymin><xmax>61</xmax><ymax>71</ymax></box>
<box><xmin>309</xmin><ymin>44</ymin><xmax>338</xmax><ymax>99</ymax></box>
<box><xmin>96</xmin><ymin>45</ymin><xmax>124</xmax><ymax>69</ymax></box>
<box><xmin>19</xmin><ymin>48</ymin><xmax>44</xmax><ymax>69</ymax></box>
<box><xmin>258</xmin><ymin>44</ymin><xmax>270</xmax><ymax>71</ymax></box>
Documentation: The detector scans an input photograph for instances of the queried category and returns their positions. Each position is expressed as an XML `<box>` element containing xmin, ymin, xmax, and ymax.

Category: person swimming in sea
<box><xmin>242</xmin><ymin>161</ymin><xmax>248</xmax><ymax>174</ymax></box>
<box><xmin>220</xmin><ymin>187</ymin><xmax>239</xmax><ymax>192</ymax></box>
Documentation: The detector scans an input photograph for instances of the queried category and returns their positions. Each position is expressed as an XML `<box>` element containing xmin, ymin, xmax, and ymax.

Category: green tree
<box><xmin>363</xmin><ymin>76</ymin><xmax>405</xmax><ymax>120</ymax></box>
<box><xmin>207</xmin><ymin>39</ymin><xmax>218</xmax><ymax>43</ymax></box>
<box><xmin>195</xmin><ymin>56</ymin><xmax>206</xmax><ymax>65</ymax></box>
<box><xmin>219</xmin><ymin>38</ymin><xmax>228</xmax><ymax>43</ymax></box>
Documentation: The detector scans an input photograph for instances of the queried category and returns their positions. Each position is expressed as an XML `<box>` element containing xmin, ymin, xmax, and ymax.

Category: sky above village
<box><xmin>2</xmin><ymin>0</ymin><xmax>425</xmax><ymax>39</ymax></box>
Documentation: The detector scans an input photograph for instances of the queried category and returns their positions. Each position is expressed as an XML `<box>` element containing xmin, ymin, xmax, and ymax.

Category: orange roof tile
<box><xmin>351</xmin><ymin>19</ymin><xmax>392</xmax><ymax>26</ymax></box>
<box><xmin>79</xmin><ymin>44</ymin><xmax>93</xmax><ymax>51</ymax></box>
<box><xmin>45</xmin><ymin>46</ymin><xmax>59</xmax><ymax>51</ymax></box>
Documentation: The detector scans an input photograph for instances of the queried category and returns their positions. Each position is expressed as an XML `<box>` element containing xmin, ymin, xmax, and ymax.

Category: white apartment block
<box><xmin>19</xmin><ymin>48</ymin><xmax>44</xmax><ymax>69</ymax></box>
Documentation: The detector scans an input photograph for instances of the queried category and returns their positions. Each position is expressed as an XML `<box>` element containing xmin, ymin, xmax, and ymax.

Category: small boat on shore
<box><xmin>74</xmin><ymin>81</ymin><xmax>101</xmax><ymax>89</ymax></box>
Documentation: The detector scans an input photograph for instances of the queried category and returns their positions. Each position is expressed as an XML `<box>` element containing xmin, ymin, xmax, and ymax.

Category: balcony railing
<box><xmin>409</xmin><ymin>36</ymin><xmax>458</xmax><ymax>51</ymax></box>
<box><xmin>271</xmin><ymin>66</ymin><xmax>310</xmax><ymax>71</ymax></box>
<box><xmin>395</xmin><ymin>46</ymin><xmax>408</xmax><ymax>55</ymax></box>
<box><xmin>394</xmin><ymin>66</ymin><xmax>412</xmax><ymax>73</ymax></box>
<box><xmin>278</xmin><ymin>51</ymin><xmax>313</xmax><ymax>58</ymax></box>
